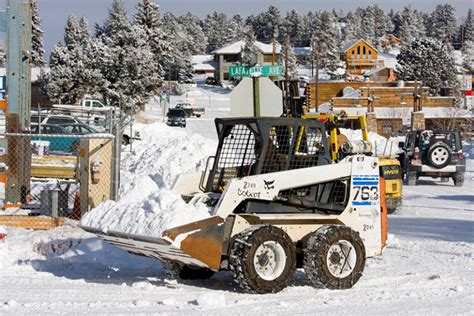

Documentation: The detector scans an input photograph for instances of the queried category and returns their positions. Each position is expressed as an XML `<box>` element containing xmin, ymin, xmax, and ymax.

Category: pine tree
<box><xmin>203</xmin><ymin>12</ymin><xmax>230</xmax><ymax>52</ymax></box>
<box><xmin>281</xmin><ymin>9</ymin><xmax>303</xmax><ymax>47</ymax></box>
<box><xmin>462</xmin><ymin>40</ymin><xmax>474</xmax><ymax>73</ymax></box>
<box><xmin>463</xmin><ymin>9</ymin><xmax>474</xmax><ymax>43</ymax></box>
<box><xmin>312</xmin><ymin>11</ymin><xmax>341</xmax><ymax>77</ymax></box>
<box><xmin>241</xmin><ymin>26</ymin><xmax>259</xmax><ymax>66</ymax></box>
<box><xmin>428</xmin><ymin>4</ymin><xmax>457</xmax><ymax>44</ymax></box>
<box><xmin>64</xmin><ymin>15</ymin><xmax>82</xmax><ymax>49</ymax></box>
<box><xmin>177</xmin><ymin>12</ymin><xmax>207</xmax><ymax>54</ymax></box>
<box><xmin>396</xmin><ymin>38</ymin><xmax>458</xmax><ymax>95</ymax></box>
<box><xmin>31</xmin><ymin>0</ymin><xmax>45</xmax><ymax>66</ymax></box>
<box><xmin>228</xmin><ymin>14</ymin><xmax>245</xmax><ymax>42</ymax></box>
<box><xmin>281</xmin><ymin>36</ymin><xmax>298</xmax><ymax>81</ymax></box>
<box><xmin>134</xmin><ymin>0</ymin><xmax>168</xmax><ymax>86</ymax></box>
<box><xmin>398</xmin><ymin>7</ymin><xmax>426</xmax><ymax>44</ymax></box>
<box><xmin>343</xmin><ymin>10</ymin><xmax>364</xmax><ymax>43</ymax></box>
<box><xmin>252</xmin><ymin>6</ymin><xmax>282</xmax><ymax>43</ymax></box>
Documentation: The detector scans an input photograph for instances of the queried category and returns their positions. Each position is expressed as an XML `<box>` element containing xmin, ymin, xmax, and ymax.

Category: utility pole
<box><xmin>461</xmin><ymin>17</ymin><xmax>464</xmax><ymax>51</ymax></box>
<box><xmin>284</xmin><ymin>43</ymin><xmax>289</xmax><ymax>111</ymax></box>
<box><xmin>0</xmin><ymin>0</ymin><xmax>32</xmax><ymax>205</ymax></box>
<box><xmin>315</xmin><ymin>49</ymin><xmax>320</xmax><ymax>112</ymax></box>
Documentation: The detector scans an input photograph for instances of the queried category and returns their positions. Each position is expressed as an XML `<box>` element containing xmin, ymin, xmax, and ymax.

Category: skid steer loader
<box><xmin>82</xmin><ymin>117</ymin><xmax>387</xmax><ymax>294</ymax></box>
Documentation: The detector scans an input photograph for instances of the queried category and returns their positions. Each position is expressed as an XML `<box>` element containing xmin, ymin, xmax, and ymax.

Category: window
<box><xmin>31</xmin><ymin>116</ymin><xmax>39</xmax><ymax>124</ymax></box>
<box><xmin>47</xmin><ymin>117</ymin><xmax>76</xmax><ymax>124</ymax></box>
<box><xmin>368</xmin><ymin>50</ymin><xmax>371</xmax><ymax>55</ymax></box>
<box><xmin>363</xmin><ymin>46</ymin><xmax>366</xmax><ymax>55</ymax></box>
<box><xmin>352</xmin><ymin>49</ymin><xmax>355</xmax><ymax>55</ymax></box>
<box><xmin>223</xmin><ymin>54</ymin><xmax>239</xmax><ymax>63</ymax></box>
<box><xmin>223</xmin><ymin>73</ymin><xmax>229</xmax><ymax>80</ymax></box>
<box><xmin>92</xmin><ymin>101</ymin><xmax>103</xmax><ymax>108</ymax></box>
<box><xmin>84</xmin><ymin>100</ymin><xmax>92</xmax><ymax>107</ymax></box>
<box><xmin>263</xmin><ymin>54</ymin><xmax>273</xmax><ymax>63</ymax></box>
<box><xmin>382</xmin><ymin>124</ymin><xmax>394</xmax><ymax>135</ymax></box>
<box><xmin>357</xmin><ymin>46</ymin><xmax>360</xmax><ymax>55</ymax></box>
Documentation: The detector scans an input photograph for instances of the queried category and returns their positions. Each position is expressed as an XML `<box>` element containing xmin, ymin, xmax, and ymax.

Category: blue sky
<box><xmin>0</xmin><ymin>0</ymin><xmax>471</xmax><ymax>57</ymax></box>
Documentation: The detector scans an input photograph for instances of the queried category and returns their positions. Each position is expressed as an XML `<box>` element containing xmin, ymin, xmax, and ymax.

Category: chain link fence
<box><xmin>0</xmin><ymin>133</ymin><xmax>117</xmax><ymax>228</ymax></box>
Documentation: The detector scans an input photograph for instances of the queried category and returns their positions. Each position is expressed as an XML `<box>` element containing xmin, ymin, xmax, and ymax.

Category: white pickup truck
<box><xmin>52</xmin><ymin>99</ymin><xmax>112</xmax><ymax>112</ymax></box>
<box><xmin>174</xmin><ymin>102</ymin><xmax>205</xmax><ymax>118</ymax></box>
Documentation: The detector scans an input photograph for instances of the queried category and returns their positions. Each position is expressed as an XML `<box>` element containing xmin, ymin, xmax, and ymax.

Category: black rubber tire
<box><xmin>406</xmin><ymin>172</ymin><xmax>417</xmax><ymax>186</ymax></box>
<box><xmin>122</xmin><ymin>135</ymin><xmax>130</xmax><ymax>146</ymax></box>
<box><xmin>304</xmin><ymin>225</ymin><xmax>365</xmax><ymax>290</ymax></box>
<box><xmin>387</xmin><ymin>207</ymin><xmax>396</xmax><ymax>214</ymax></box>
<box><xmin>453</xmin><ymin>173</ymin><xmax>464</xmax><ymax>187</ymax></box>
<box><xmin>196</xmin><ymin>114</ymin><xmax>201</xmax><ymax>118</ymax></box>
<box><xmin>427</xmin><ymin>142</ymin><xmax>451</xmax><ymax>169</ymax></box>
<box><xmin>163</xmin><ymin>262</ymin><xmax>215</xmax><ymax>280</ymax></box>
<box><xmin>229</xmin><ymin>225</ymin><xmax>296</xmax><ymax>294</ymax></box>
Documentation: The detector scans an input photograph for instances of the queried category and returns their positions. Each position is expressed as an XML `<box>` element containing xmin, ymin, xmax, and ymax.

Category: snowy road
<box><xmin>1</xmin><ymin>85</ymin><xmax>473</xmax><ymax>314</ymax></box>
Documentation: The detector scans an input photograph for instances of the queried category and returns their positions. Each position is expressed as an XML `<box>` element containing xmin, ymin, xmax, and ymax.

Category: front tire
<box><xmin>304</xmin><ymin>225</ymin><xmax>365</xmax><ymax>290</ymax></box>
<box><xmin>453</xmin><ymin>173</ymin><xmax>464</xmax><ymax>187</ymax></box>
<box><xmin>163</xmin><ymin>262</ymin><xmax>215</xmax><ymax>280</ymax></box>
<box><xmin>122</xmin><ymin>135</ymin><xmax>130</xmax><ymax>146</ymax></box>
<box><xmin>229</xmin><ymin>225</ymin><xmax>296</xmax><ymax>294</ymax></box>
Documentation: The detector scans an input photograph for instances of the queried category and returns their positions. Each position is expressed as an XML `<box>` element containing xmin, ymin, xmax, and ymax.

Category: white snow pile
<box><xmin>340</xmin><ymin>128</ymin><xmax>401</xmax><ymax>156</ymax></box>
<box><xmin>80</xmin><ymin>122</ymin><xmax>216</xmax><ymax>237</ymax></box>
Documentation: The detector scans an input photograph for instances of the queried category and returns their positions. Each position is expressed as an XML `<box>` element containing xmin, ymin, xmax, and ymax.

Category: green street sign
<box><xmin>229</xmin><ymin>65</ymin><xmax>283</xmax><ymax>77</ymax></box>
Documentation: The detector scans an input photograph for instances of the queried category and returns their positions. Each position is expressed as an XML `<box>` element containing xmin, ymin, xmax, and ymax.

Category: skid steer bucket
<box><xmin>81</xmin><ymin>216</ymin><xmax>225</xmax><ymax>270</ymax></box>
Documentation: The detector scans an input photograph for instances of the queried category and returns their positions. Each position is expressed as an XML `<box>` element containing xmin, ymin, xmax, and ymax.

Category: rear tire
<box><xmin>304</xmin><ymin>225</ymin><xmax>365</xmax><ymax>290</ymax></box>
<box><xmin>229</xmin><ymin>225</ymin><xmax>296</xmax><ymax>294</ymax></box>
<box><xmin>453</xmin><ymin>173</ymin><xmax>464</xmax><ymax>187</ymax></box>
<box><xmin>406</xmin><ymin>172</ymin><xmax>417</xmax><ymax>186</ymax></box>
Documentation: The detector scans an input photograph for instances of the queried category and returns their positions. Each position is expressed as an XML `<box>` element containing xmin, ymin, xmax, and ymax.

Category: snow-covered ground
<box><xmin>1</xmin><ymin>84</ymin><xmax>473</xmax><ymax>314</ymax></box>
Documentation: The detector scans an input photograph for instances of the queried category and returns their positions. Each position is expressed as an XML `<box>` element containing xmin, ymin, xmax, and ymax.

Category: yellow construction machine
<box><xmin>303</xmin><ymin>112</ymin><xmax>402</xmax><ymax>213</ymax></box>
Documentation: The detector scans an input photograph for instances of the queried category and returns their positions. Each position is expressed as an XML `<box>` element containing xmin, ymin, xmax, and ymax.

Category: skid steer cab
<box><xmin>82</xmin><ymin>117</ymin><xmax>388</xmax><ymax>294</ymax></box>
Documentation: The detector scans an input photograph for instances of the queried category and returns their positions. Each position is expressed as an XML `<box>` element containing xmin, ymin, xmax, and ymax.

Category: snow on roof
<box><xmin>341</xmin><ymin>39</ymin><xmax>378</xmax><ymax>53</ymax></box>
<box><xmin>193</xmin><ymin>61</ymin><xmax>217</xmax><ymax>71</ymax></box>
<box><xmin>378</xmin><ymin>52</ymin><xmax>399</xmax><ymax>69</ymax></box>
<box><xmin>294</xmin><ymin>47</ymin><xmax>311</xmax><ymax>56</ymax></box>
<box><xmin>191</xmin><ymin>55</ymin><xmax>213</xmax><ymax>64</ymax></box>
<box><xmin>0</xmin><ymin>66</ymin><xmax>46</xmax><ymax>82</ymax></box>
<box><xmin>212</xmin><ymin>40</ymin><xmax>281</xmax><ymax>55</ymax></box>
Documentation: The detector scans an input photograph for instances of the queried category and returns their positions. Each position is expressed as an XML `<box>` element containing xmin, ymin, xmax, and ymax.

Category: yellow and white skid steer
<box><xmin>82</xmin><ymin>117</ymin><xmax>388</xmax><ymax>294</ymax></box>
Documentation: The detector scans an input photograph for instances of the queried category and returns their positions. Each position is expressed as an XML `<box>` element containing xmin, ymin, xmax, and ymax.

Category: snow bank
<box><xmin>340</xmin><ymin>128</ymin><xmax>402</xmax><ymax>157</ymax></box>
<box><xmin>81</xmin><ymin>122</ymin><xmax>216</xmax><ymax>237</ymax></box>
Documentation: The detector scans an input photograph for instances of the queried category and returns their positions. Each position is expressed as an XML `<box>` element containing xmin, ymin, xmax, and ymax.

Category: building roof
<box><xmin>341</xmin><ymin>39</ymin><xmax>378</xmax><ymax>53</ymax></box>
<box><xmin>212</xmin><ymin>40</ymin><xmax>281</xmax><ymax>55</ymax></box>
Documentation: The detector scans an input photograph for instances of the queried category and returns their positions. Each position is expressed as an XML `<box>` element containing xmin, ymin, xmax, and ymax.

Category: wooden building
<box><xmin>340</xmin><ymin>39</ymin><xmax>384</xmax><ymax>75</ymax></box>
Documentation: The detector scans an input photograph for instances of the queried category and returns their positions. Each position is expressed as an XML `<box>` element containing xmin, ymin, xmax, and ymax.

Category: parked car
<box><xmin>174</xmin><ymin>102</ymin><xmax>205</xmax><ymax>118</ymax></box>
<box><xmin>398</xmin><ymin>130</ymin><xmax>466</xmax><ymax>186</ymax></box>
<box><xmin>205</xmin><ymin>77</ymin><xmax>219</xmax><ymax>85</ymax></box>
<box><xmin>166</xmin><ymin>109</ymin><xmax>186</xmax><ymax>128</ymax></box>
<box><xmin>31</xmin><ymin>124</ymin><xmax>79</xmax><ymax>152</ymax></box>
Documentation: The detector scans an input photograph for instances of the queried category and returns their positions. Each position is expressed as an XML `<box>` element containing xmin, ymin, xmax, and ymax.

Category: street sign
<box><xmin>229</xmin><ymin>65</ymin><xmax>283</xmax><ymax>78</ymax></box>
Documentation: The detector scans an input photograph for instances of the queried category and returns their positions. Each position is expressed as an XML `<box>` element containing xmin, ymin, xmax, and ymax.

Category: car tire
<box><xmin>453</xmin><ymin>173</ymin><xmax>464</xmax><ymax>187</ymax></box>
<box><xmin>427</xmin><ymin>142</ymin><xmax>451</xmax><ymax>169</ymax></box>
<box><xmin>196</xmin><ymin>114</ymin><xmax>201</xmax><ymax>118</ymax></box>
<box><xmin>406</xmin><ymin>172</ymin><xmax>417</xmax><ymax>186</ymax></box>
<box><xmin>229</xmin><ymin>225</ymin><xmax>296</xmax><ymax>294</ymax></box>
<box><xmin>122</xmin><ymin>135</ymin><xmax>130</xmax><ymax>146</ymax></box>
<box><xmin>304</xmin><ymin>225</ymin><xmax>365</xmax><ymax>290</ymax></box>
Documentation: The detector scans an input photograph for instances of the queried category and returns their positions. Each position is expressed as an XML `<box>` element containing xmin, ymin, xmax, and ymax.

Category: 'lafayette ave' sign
<box><xmin>229</xmin><ymin>65</ymin><xmax>283</xmax><ymax>77</ymax></box>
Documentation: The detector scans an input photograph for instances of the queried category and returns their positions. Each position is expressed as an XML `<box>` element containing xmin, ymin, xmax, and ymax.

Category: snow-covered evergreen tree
<box><xmin>396</xmin><ymin>38</ymin><xmax>458</xmax><ymax>95</ymax></box>
<box><xmin>463</xmin><ymin>9</ymin><xmax>474</xmax><ymax>43</ymax></box>
<box><xmin>31</xmin><ymin>0</ymin><xmax>45</xmax><ymax>66</ymax></box>
<box><xmin>97</xmin><ymin>0</ymin><xmax>158</xmax><ymax>111</ymax></box>
<box><xmin>311</xmin><ymin>11</ymin><xmax>341</xmax><ymax>77</ymax></box>
<box><xmin>203</xmin><ymin>12</ymin><xmax>230</xmax><ymax>52</ymax></box>
<box><xmin>397</xmin><ymin>7</ymin><xmax>426</xmax><ymax>44</ymax></box>
<box><xmin>177</xmin><ymin>12</ymin><xmax>207</xmax><ymax>54</ymax></box>
<box><xmin>428</xmin><ymin>4</ymin><xmax>457</xmax><ymax>44</ymax></box>
<box><xmin>343</xmin><ymin>10</ymin><xmax>364</xmax><ymax>43</ymax></box>
<box><xmin>280</xmin><ymin>36</ymin><xmax>298</xmax><ymax>80</ymax></box>
<box><xmin>281</xmin><ymin>9</ymin><xmax>303</xmax><ymax>47</ymax></box>
<box><xmin>241</xmin><ymin>26</ymin><xmax>259</xmax><ymax>66</ymax></box>
<box><xmin>228</xmin><ymin>14</ymin><xmax>246</xmax><ymax>42</ymax></box>
<box><xmin>252</xmin><ymin>6</ymin><xmax>282</xmax><ymax>43</ymax></box>
<box><xmin>462</xmin><ymin>40</ymin><xmax>474</xmax><ymax>73</ymax></box>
